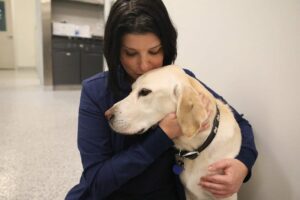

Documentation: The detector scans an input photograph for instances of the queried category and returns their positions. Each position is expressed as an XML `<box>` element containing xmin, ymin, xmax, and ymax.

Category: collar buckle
<box><xmin>182</xmin><ymin>151</ymin><xmax>199</xmax><ymax>160</ymax></box>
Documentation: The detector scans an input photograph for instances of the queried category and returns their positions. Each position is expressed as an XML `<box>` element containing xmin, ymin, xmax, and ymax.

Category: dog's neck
<box><xmin>173</xmin><ymin>104</ymin><xmax>220</xmax><ymax>153</ymax></box>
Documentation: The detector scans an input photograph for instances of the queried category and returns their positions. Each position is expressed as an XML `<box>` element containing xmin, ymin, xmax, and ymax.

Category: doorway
<box><xmin>0</xmin><ymin>0</ymin><xmax>15</xmax><ymax>69</ymax></box>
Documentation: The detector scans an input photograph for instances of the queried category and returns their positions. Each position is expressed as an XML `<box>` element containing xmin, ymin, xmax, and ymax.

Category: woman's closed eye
<box><xmin>125</xmin><ymin>50</ymin><xmax>161</xmax><ymax>57</ymax></box>
<box><xmin>149</xmin><ymin>47</ymin><xmax>162</xmax><ymax>55</ymax></box>
<box><xmin>149</xmin><ymin>50</ymin><xmax>160</xmax><ymax>55</ymax></box>
<box><xmin>125</xmin><ymin>51</ymin><xmax>137</xmax><ymax>57</ymax></box>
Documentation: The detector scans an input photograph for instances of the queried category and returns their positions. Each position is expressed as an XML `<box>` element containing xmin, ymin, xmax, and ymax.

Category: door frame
<box><xmin>0</xmin><ymin>0</ymin><xmax>15</xmax><ymax>69</ymax></box>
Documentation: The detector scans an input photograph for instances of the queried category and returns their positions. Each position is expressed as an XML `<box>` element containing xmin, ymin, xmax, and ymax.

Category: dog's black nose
<box><xmin>104</xmin><ymin>110</ymin><xmax>114</xmax><ymax>121</ymax></box>
<box><xmin>109</xmin><ymin>114</ymin><xmax>115</xmax><ymax>121</ymax></box>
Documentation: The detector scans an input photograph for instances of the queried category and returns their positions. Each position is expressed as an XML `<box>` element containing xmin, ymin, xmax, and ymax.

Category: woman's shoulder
<box><xmin>182</xmin><ymin>67</ymin><xmax>196</xmax><ymax>78</ymax></box>
<box><xmin>81</xmin><ymin>71</ymin><xmax>111</xmax><ymax>103</ymax></box>
<box><xmin>181</xmin><ymin>67</ymin><xmax>218</xmax><ymax>97</ymax></box>
<box><xmin>83</xmin><ymin>71</ymin><xmax>108</xmax><ymax>86</ymax></box>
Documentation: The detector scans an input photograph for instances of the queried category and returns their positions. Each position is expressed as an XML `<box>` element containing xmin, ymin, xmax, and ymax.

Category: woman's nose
<box><xmin>139</xmin><ymin>56</ymin><xmax>151</xmax><ymax>72</ymax></box>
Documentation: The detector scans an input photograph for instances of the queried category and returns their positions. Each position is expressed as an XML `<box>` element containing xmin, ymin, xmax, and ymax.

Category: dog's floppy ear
<box><xmin>176</xmin><ymin>79</ymin><xmax>213</xmax><ymax>137</ymax></box>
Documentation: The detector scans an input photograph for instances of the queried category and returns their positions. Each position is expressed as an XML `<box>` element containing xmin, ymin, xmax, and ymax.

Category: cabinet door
<box><xmin>53</xmin><ymin>50</ymin><xmax>81</xmax><ymax>85</ymax></box>
<box><xmin>80</xmin><ymin>51</ymin><xmax>103</xmax><ymax>81</ymax></box>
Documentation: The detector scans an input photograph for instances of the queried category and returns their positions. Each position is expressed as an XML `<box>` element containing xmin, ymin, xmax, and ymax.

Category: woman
<box><xmin>65</xmin><ymin>0</ymin><xmax>257</xmax><ymax>199</ymax></box>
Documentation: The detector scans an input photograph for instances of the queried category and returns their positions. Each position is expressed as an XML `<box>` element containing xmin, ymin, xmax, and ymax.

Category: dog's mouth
<box><xmin>134</xmin><ymin>123</ymin><xmax>159</xmax><ymax>134</ymax></box>
<box><xmin>112</xmin><ymin>128</ymin><xmax>145</xmax><ymax>135</ymax></box>
<box><xmin>135</xmin><ymin>128</ymin><xmax>145</xmax><ymax>134</ymax></box>
<box><xmin>109</xmin><ymin>121</ymin><xmax>158</xmax><ymax>135</ymax></box>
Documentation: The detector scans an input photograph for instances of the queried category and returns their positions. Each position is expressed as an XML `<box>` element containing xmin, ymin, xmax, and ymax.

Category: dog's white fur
<box><xmin>106</xmin><ymin>65</ymin><xmax>241</xmax><ymax>200</ymax></box>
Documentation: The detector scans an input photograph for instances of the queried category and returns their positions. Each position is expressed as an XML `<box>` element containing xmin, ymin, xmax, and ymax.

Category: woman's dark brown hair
<box><xmin>104</xmin><ymin>0</ymin><xmax>177</xmax><ymax>99</ymax></box>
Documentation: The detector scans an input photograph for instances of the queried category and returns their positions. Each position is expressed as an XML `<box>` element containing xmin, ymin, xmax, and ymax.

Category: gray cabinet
<box><xmin>53</xmin><ymin>50</ymin><xmax>80</xmax><ymax>84</ymax></box>
<box><xmin>52</xmin><ymin>36</ymin><xmax>103</xmax><ymax>85</ymax></box>
<box><xmin>80</xmin><ymin>40</ymin><xmax>103</xmax><ymax>81</ymax></box>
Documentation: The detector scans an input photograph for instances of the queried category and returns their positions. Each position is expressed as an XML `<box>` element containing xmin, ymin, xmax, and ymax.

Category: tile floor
<box><xmin>0</xmin><ymin>69</ymin><xmax>82</xmax><ymax>200</ymax></box>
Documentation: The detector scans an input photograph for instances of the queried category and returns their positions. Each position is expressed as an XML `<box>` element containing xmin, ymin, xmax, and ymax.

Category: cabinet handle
<box><xmin>79</xmin><ymin>44</ymin><xmax>84</xmax><ymax>48</ymax></box>
<box><xmin>66</xmin><ymin>52</ymin><xmax>71</xmax><ymax>56</ymax></box>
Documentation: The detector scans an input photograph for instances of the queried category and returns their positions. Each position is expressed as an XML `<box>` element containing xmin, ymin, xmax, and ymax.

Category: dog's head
<box><xmin>105</xmin><ymin>65</ymin><xmax>214</xmax><ymax>137</ymax></box>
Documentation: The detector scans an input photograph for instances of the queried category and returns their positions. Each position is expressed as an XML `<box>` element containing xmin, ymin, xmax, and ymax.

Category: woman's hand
<box><xmin>159</xmin><ymin>112</ymin><xmax>182</xmax><ymax>139</ymax></box>
<box><xmin>199</xmin><ymin>158</ymin><xmax>248</xmax><ymax>198</ymax></box>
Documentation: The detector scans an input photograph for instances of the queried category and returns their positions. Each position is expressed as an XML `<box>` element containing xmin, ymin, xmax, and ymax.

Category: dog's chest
<box><xmin>178</xmin><ymin>155</ymin><xmax>213</xmax><ymax>199</ymax></box>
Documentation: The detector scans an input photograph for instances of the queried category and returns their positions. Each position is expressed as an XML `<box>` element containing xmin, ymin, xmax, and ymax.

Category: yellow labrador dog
<box><xmin>106</xmin><ymin>65</ymin><xmax>241</xmax><ymax>200</ymax></box>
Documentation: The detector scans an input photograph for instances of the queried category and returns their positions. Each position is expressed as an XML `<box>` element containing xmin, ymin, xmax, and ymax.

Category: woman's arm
<box><xmin>184</xmin><ymin>68</ymin><xmax>258</xmax><ymax>198</ymax></box>
<box><xmin>198</xmin><ymin>89</ymin><xmax>256</xmax><ymax>198</ymax></box>
<box><xmin>200</xmin><ymin>82</ymin><xmax>258</xmax><ymax>180</ymax></box>
<box><xmin>74</xmin><ymin>82</ymin><xmax>174</xmax><ymax>199</ymax></box>
<box><xmin>184</xmin><ymin>68</ymin><xmax>258</xmax><ymax>177</ymax></box>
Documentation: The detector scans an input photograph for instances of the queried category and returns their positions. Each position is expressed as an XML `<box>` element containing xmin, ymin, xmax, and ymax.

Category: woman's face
<box><xmin>120</xmin><ymin>33</ymin><xmax>164</xmax><ymax>80</ymax></box>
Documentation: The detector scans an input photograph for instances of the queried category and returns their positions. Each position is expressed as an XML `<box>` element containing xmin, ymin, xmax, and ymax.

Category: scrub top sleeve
<box><xmin>183</xmin><ymin>68</ymin><xmax>258</xmax><ymax>182</ymax></box>
<box><xmin>76</xmin><ymin>83</ymin><xmax>174</xmax><ymax>199</ymax></box>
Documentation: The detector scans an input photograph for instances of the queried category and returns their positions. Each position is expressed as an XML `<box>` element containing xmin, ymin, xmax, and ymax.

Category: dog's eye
<box><xmin>138</xmin><ymin>88</ymin><xmax>152</xmax><ymax>97</ymax></box>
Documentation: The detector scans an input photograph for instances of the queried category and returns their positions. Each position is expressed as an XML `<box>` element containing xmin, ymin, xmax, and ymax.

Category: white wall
<box><xmin>163</xmin><ymin>0</ymin><xmax>300</xmax><ymax>199</ymax></box>
<box><xmin>35</xmin><ymin>0</ymin><xmax>44</xmax><ymax>84</ymax></box>
<box><xmin>12</xmin><ymin>0</ymin><xmax>37</xmax><ymax>68</ymax></box>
